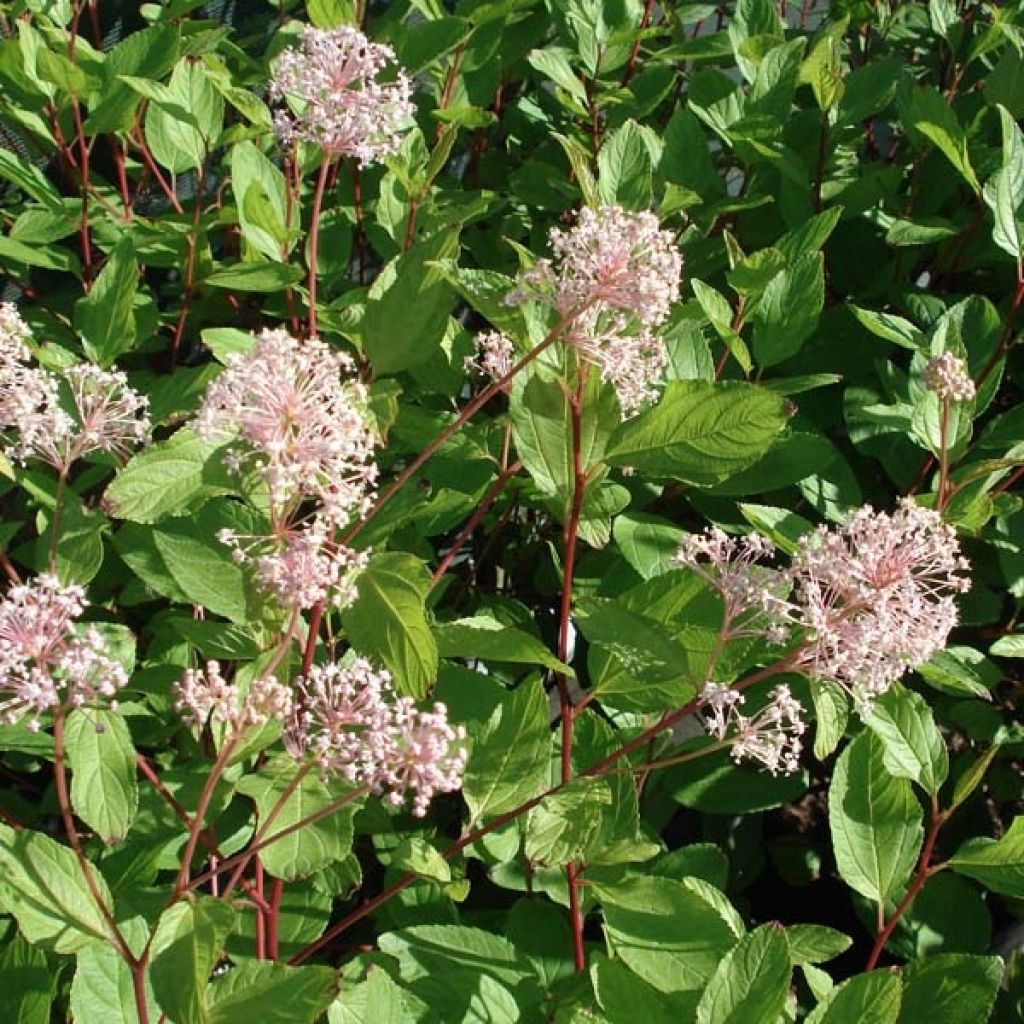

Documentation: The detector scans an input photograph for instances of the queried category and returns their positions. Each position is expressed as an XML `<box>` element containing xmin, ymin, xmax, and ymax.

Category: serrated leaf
<box><xmin>949</xmin><ymin>815</ymin><xmax>1024</xmax><ymax>897</ymax></box>
<box><xmin>863</xmin><ymin>685</ymin><xmax>948</xmax><ymax>795</ymax></box>
<box><xmin>696</xmin><ymin>924</ymin><xmax>791</xmax><ymax>1024</ymax></box>
<box><xmin>805</xmin><ymin>970</ymin><xmax>902</xmax><ymax>1024</ymax></box>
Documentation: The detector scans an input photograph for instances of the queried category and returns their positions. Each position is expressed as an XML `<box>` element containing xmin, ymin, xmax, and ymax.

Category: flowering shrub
<box><xmin>0</xmin><ymin>1</ymin><xmax>1023</xmax><ymax>1022</ymax></box>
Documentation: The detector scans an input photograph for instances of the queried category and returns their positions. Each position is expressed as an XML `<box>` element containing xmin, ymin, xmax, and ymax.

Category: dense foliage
<box><xmin>1</xmin><ymin>0</ymin><xmax>1024</xmax><ymax>1021</ymax></box>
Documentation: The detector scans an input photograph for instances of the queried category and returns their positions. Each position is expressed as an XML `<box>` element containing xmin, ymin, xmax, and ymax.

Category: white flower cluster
<box><xmin>922</xmin><ymin>352</ymin><xmax>975</xmax><ymax>403</ymax></box>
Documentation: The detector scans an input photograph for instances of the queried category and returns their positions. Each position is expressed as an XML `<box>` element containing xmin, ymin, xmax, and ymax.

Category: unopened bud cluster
<box><xmin>0</xmin><ymin>575</ymin><xmax>128</xmax><ymax>731</ymax></box>
<box><xmin>922</xmin><ymin>352</ymin><xmax>975</xmax><ymax>403</ymax></box>
<box><xmin>270</xmin><ymin>26</ymin><xmax>414</xmax><ymax>164</ymax></box>
<box><xmin>699</xmin><ymin>682</ymin><xmax>806</xmax><ymax>775</ymax></box>
<box><xmin>0</xmin><ymin>304</ymin><xmax>150</xmax><ymax>474</ymax></box>
<box><xmin>507</xmin><ymin>206</ymin><xmax>682</xmax><ymax>414</ymax></box>
<box><xmin>680</xmin><ymin>499</ymin><xmax>969</xmax><ymax>709</ymax></box>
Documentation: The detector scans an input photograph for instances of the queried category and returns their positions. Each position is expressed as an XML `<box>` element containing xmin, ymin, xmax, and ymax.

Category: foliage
<box><xmin>0</xmin><ymin>0</ymin><xmax>1023</xmax><ymax>1022</ymax></box>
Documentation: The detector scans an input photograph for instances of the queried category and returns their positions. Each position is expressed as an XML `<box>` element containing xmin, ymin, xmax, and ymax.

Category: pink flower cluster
<box><xmin>283</xmin><ymin>658</ymin><xmax>467</xmax><ymax>817</ymax></box>
<box><xmin>789</xmin><ymin>499</ymin><xmax>969</xmax><ymax>706</ymax></box>
<box><xmin>174</xmin><ymin>661</ymin><xmax>293</xmax><ymax>734</ymax></box>
<box><xmin>0</xmin><ymin>304</ymin><xmax>150</xmax><ymax>474</ymax></box>
<box><xmin>699</xmin><ymin>682</ymin><xmax>806</xmax><ymax>775</ymax></box>
<box><xmin>508</xmin><ymin>206</ymin><xmax>682</xmax><ymax>413</ymax></box>
<box><xmin>0</xmin><ymin>575</ymin><xmax>128</xmax><ymax>731</ymax></box>
<box><xmin>465</xmin><ymin>330</ymin><xmax>515</xmax><ymax>385</ymax></box>
<box><xmin>270</xmin><ymin>26</ymin><xmax>414</xmax><ymax>164</ymax></box>
<box><xmin>196</xmin><ymin>329</ymin><xmax>378</xmax><ymax>610</ymax></box>
<box><xmin>923</xmin><ymin>352</ymin><xmax>975</xmax><ymax>402</ymax></box>
<box><xmin>680</xmin><ymin>500</ymin><xmax>970</xmax><ymax>707</ymax></box>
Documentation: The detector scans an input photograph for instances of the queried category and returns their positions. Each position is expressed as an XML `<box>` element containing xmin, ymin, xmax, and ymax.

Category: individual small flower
<box><xmin>465</xmin><ymin>330</ymin><xmax>515</xmax><ymax>385</ymax></box>
<box><xmin>269</xmin><ymin>25</ymin><xmax>414</xmax><ymax>164</ymax></box>
<box><xmin>507</xmin><ymin>206</ymin><xmax>682</xmax><ymax>413</ymax></box>
<box><xmin>788</xmin><ymin>499</ymin><xmax>970</xmax><ymax>706</ymax></box>
<box><xmin>698</xmin><ymin>681</ymin><xmax>805</xmax><ymax>776</ymax></box>
<box><xmin>195</xmin><ymin>329</ymin><xmax>378</xmax><ymax>528</ymax></box>
<box><xmin>675</xmin><ymin>528</ymin><xmax>787</xmax><ymax>641</ymax></box>
<box><xmin>283</xmin><ymin>658</ymin><xmax>466</xmax><ymax>817</ymax></box>
<box><xmin>0</xmin><ymin>575</ymin><xmax>128</xmax><ymax>731</ymax></box>
<box><xmin>8</xmin><ymin>363</ymin><xmax>150</xmax><ymax>472</ymax></box>
<box><xmin>174</xmin><ymin>661</ymin><xmax>293</xmax><ymax>733</ymax></box>
<box><xmin>923</xmin><ymin>353</ymin><xmax>975</xmax><ymax>403</ymax></box>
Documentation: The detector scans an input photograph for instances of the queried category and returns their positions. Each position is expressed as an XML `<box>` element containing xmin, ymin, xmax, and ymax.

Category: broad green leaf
<box><xmin>236</xmin><ymin>759</ymin><xmax>357</xmax><ymax>881</ymax></box>
<box><xmin>753</xmin><ymin>252</ymin><xmax>824</xmax><ymax>366</ymax></box>
<box><xmin>526</xmin><ymin>48</ymin><xmax>588</xmax><ymax>104</ymax></box>
<box><xmin>105</xmin><ymin>430</ymin><xmax>235</xmax><ymax>524</ymax></box>
<box><xmin>828</xmin><ymin>732</ymin><xmax>924</xmax><ymax>904</ymax></box>
<box><xmin>896</xmin><ymin>954</ymin><xmax>1003</xmax><ymax>1024</ymax></box>
<box><xmin>327</xmin><ymin>966</ymin><xmax>413</xmax><ymax>1024</ymax></box>
<box><xmin>0</xmin><ymin>823</ymin><xmax>114</xmax><ymax>954</ymax></box>
<box><xmin>0</xmin><ymin>148</ymin><xmax>63</xmax><ymax>210</ymax></box>
<box><xmin>435</xmin><ymin>615</ymin><xmax>570</xmax><ymax>673</ymax></box>
<box><xmin>696</xmin><ymin>924</ymin><xmax>791</xmax><ymax>1024</ymax></box>
<box><xmin>598</xmin><ymin>119</ymin><xmax>655</xmax><ymax>209</ymax></box>
<box><xmin>785</xmin><ymin>925</ymin><xmax>851</xmax><ymax>965</ymax></box>
<box><xmin>144</xmin><ymin>58</ymin><xmax>224</xmax><ymax>172</ymax></box>
<box><xmin>525</xmin><ymin>777</ymin><xmax>613</xmax><ymax>865</ymax></box>
<box><xmin>74</xmin><ymin>236</ymin><xmax>139</xmax><ymax>366</ymax></box>
<box><xmin>605</xmin><ymin>381</ymin><xmax>788</xmax><ymax>485</ymax></box>
<box><xmin>592</xmin><ymin>954</ymin><xmax>698</xmax><ymax>1024</ymax></box>
<box><xmin>596</xmin><ymin>874</ymin><xmax>740</xmax><ymax>993</ymax></box>
<box><xmin>990</xmin><ymin>634</ymin><xmax>1024</xmax><ymax>657</ymax></box>
<box><xmin>949</xmin><ymin>815</ymin><xmax>1024</xmax><ymax>897</ymax></box>
<box><xmin>863</xmin><ymin>685</ymin><xmax>948</xmax><ymax>795</ymax></box>
<box><xmin>810</xmin><ymin>679</ymin><xmax>848</xmax><ymax>760</ymax></box>
<box><xmin>903</xmin><ymin>85</ymin><xmax>980</xmax><ymax>194</ymax></box>
<box><xmin>362</xmin><ymin>230</ymin><xmax>460</xmax><ymax>375</ymax></box>
<box><xmin>206</xmin><ymin>962</ymin><xmax>338</xmax><ymax>1024</ymax></box>
<box><xmin>463</xmin><ymin>680</ymin><xmax>551</xmax><ymax>822</ymax></box>
<box><xmin>150</xmin><ymin>898</ymin><xmax>236</xmax><ymax>1024</ymax></box>
<box><xmin>231</xmin><ymin>140</ymin><xmax>293</xmax><ymax>262</ymax></box>
<box><xmin>342</xmin><ymin>552</ymin><xmax>438</xmax><ymax>700</ymax></box>
<box><xmin>70</xmin><ymin>918</ymin><xmax>158</xmax><ymax>1023</ymax></box>
<box><xmin>805</xmin><ymin>970</ymin><xmax>903</xmax><ymax>1024</ymax></box>
<box><xmin>613</xmin><ymin>512</ymin><xmax>685</xmax><ymax>579</ymax></box>
<box><xmin>847</xmin><ymin>305</ymin><xmax>927</xmax><ymax>352</ymax></box>
<box><xmin>982</xmin><ymin>105</ymin><xmax>1024</xmax><ymax>260</ymax></box>
<box><xmin>0</xmin><ymin>935</ymin><xmax>55</xmax><ymax>1024</ymax></box>
<box><xmin>65</xmin><ymin>708</ymin><xmax>138</xmax><ymax>845</ymax></box>
<box><xmin>205</xmin><ymin>262</ymin><xmax>303</xmax><ymax>292</ymax></box>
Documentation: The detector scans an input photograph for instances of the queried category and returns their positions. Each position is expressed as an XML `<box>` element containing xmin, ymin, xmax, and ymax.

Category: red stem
<box><xmin>170</xmin><ymin>166</ymin><xmax>205</xmax><ymax>365</ymax></box>
<box><xmin>621</xmin><ymin>0</ymin><xmax>655</xmax><ymax>87</ymax></box>
<box><xmin>267</xmin><ymin>877</ymin><xmax>284</xmax><ymax>960</ymax></box>
<box><xmin>864</xmin><ymin>798</ymin><xmax>947</xmax><ymax>970</ymax></box>
<box><xmin>307</xmin><ymin>156</ymin><xmax>332</xmax><ymax>337</ymax></box>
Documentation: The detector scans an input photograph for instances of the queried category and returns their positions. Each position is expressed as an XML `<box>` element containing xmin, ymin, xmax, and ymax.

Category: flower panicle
<box><xmin>923</xmin><ymin>352</ymin><xmax>975</xmax><ymax>403</ymax></box>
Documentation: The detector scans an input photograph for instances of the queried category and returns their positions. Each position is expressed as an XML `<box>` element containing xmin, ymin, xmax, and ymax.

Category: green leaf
<box><xmin>144</xmin><ymin>58</ymin><xmax>224</xmax><ymax>172</ymax></box>
<box><xmin>903</xmin><ymin>85</ymin><xmax>980</xmax><ymax>194</ymax></box>
<box><xmin>592</xmin><ymin>954</ymin><xmax>697</xmax><ymax>1024</ymax></box>
<box><xmin>205</xmin><ymin>262</ymin><xmax>303</xmax><ymax>292</ymax></box>
<box><xmin>231</xmin><ymin>141</ymin><xmax>293</xmax><ymax>262</ymax></box>
<box><xmin>525</xmin><ymin>777</ymin><xmax>613</xmax><ymax>865</ymax></box>
<box><xmin>0</xmin><ymin>822</ymin><xmax>114</xmax><ymax>953</ymax></box>
<box><xmin>605</xmin><ymin>381</ymin><xmax>788</xmax><ymax>485</ymax></box>
<box><xmin>0</xmin><ymin>935</ymin><xmax>55</xmax><ymax>1024</ymax></box>
<box><xmin>896</xmin><ymin>954</ymin><xmax>1003</xmax><ymax>1024</ymax></box>
<box><xmin>753</xmin><ymin>252</ymin><xmax>824</xmax><ymax>366</ymax></box>
<box><xmin>65</xmin><ymin>708</ymin><xmax>138</xmax><ymax>845</ymax></box>
<box><xmin>810</xmin><ymin>679</ymin><xmax>848</xmax><ymax>760</ymax></box>
<box><xmin>236</xmin><ymin>759</ymin><xmax>356</xmax><ymax>881</ymax></box>
<box><xmin>0</xmin><ymin>148</ymin><xmax>64</xmax><ymax>210</ymax></box>
<box><xmin>510</xmin><ymin>368</ymin><xmax>619</xmax><ymax>513</ymax></box>
<box><xmin>862</xmin><ymin>685</ymin><xmax>948</xmax><ymax>796</ymax></box>
<box><xmin>847</xmin><ymin>305</ymin><xmax>927</xmax><ymax>352</ymax></box>
<box><xmin>805</xmin><ymin>970</ymin><xmax>903</xmax><ymax>1024</ymax></box>
<box><xmin>74</xmin><ymin>236</ymin><xmax>139</xmax><ymax>366</ymax></box>
<box><xmin>327</xmin><ymin>966</ymin><xmax>412</xmax><ymax>1024</ymax></box>
<box><xmin>696</xmin><ymin>924</ymin><xmax>791</xmax><ymax>1024</ymax></box>
<box><xmin>949</xmin><ymin>815</ymin><xmax>1024</xmax><ymax>897</ymax></box>
<box><xmin>362</xmin><ymin>230</ymin><xmax>460</xmax><ymax>375</ymax></box>
<box><xmin>613</xmin><ymin>512</ymin><xmax>685</xmax><ymax>579</ymax></box>
<box><xmin>342</xmin><ymin>552</ymin><xmax>438</xmax><ymax>700</ymax></box>
<box><xmin>150</xmin><ymin>898</ymin><xmax>237</xmax><ymax>1024</ymax></box>
<box><xmin>598</xmin><ymin>119</ymin><xmax>655</xmax><ymax>209</ymax></box>
<box><xmin>435</xmin><ymin>615</ymin><xmax>570</xmax><ymax>673</ymax></box>
<box><xmin>207</xmin><ymin>962</ymin><xmax>338</xmax><ymax>1024</ymax></box>
<box><xmin>982</xmin><ymin>105</ymin><xmax>1024</xmax><ymax>260</ymax></box>
<box><xmin>70</xmin><ymin>918</ymin><xmax>158</xmax><ymax>1023</ymax></box>
<box><xmin>463</xmin><ymin>680</ymin><xmax>552</xmax><ymax>822</ymax></box>
<box><xmin>526</xmin><ymin>47</ymin><xmax>588</xmax><ymax>104</ymax></box>
<box><xmin>828</xmin><ymin>732</ymin><xmax>924</xmax><ymax>904</ymax></box>
<box><xmin>785</xmin><ymin>925</ymin><xmax>852</xmax><ymax>965</ymax></box>
<box><xmin>105</xmin><ymin>430</ymin><xmax>234</xmax><ymax>524</ymax></box>
<box><xmin>990</xmin><ymin>634</ymin><xmax>1024</xmax><ymax>657</ymax></box>
<box><xmin>595</xmin><ymin>875</ymin><xmax>740</xmax><ymax>993</ymax></box>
